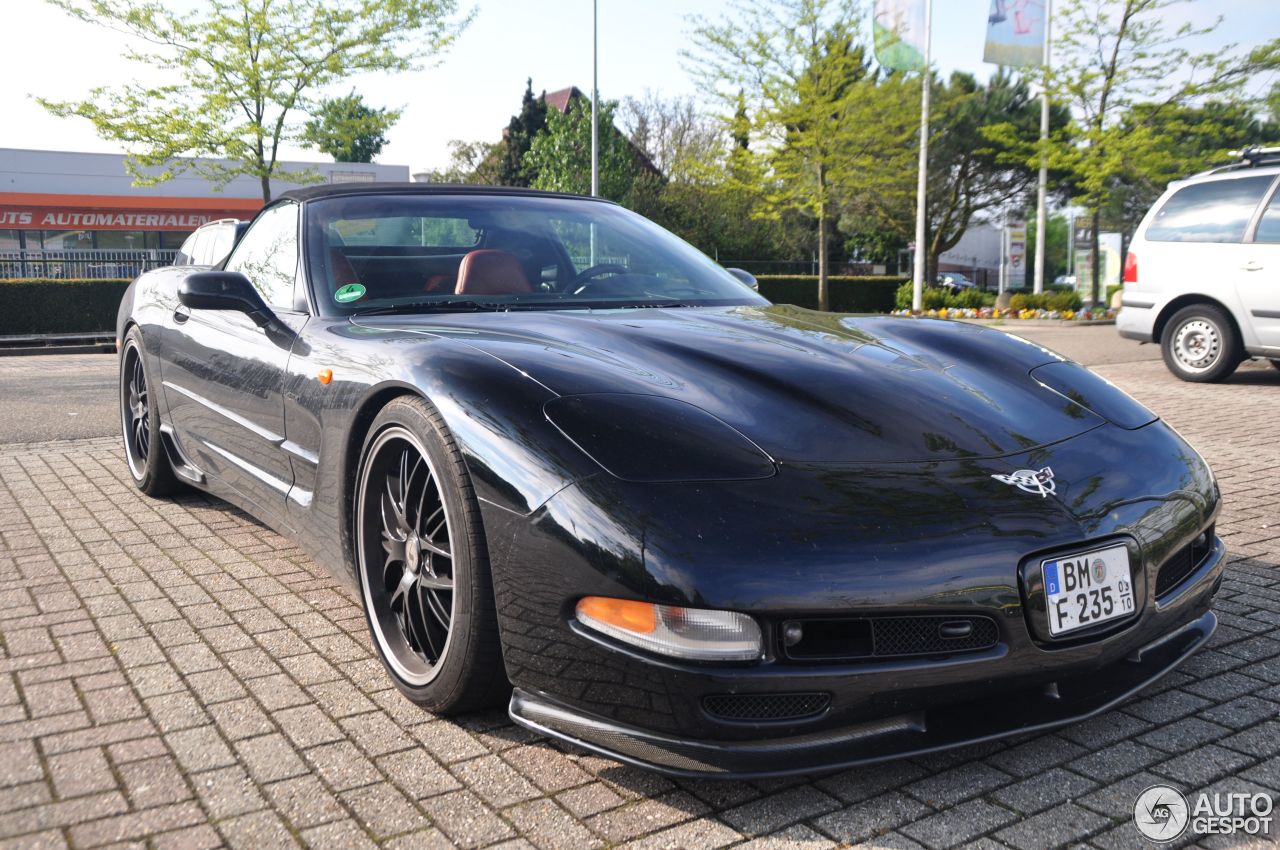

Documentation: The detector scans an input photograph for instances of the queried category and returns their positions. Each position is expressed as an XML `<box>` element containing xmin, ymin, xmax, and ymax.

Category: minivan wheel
<box><xmin>1160</xmin><ymin>304</ymin><xmax>1241</xmax><ymax>383</ymax></box>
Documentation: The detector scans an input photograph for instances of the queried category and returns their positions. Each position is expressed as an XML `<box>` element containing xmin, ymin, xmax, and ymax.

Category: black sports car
<box><xmin>118</xmin><ymin>184</ymin><xmax>1224</xmax><ymax>778</ymax></box>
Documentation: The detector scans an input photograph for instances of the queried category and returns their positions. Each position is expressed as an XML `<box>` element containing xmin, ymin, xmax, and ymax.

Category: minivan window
<box><xmin>1145</xmin><ymin>175</ymin><xmax>1273</xmax><ymax>243</ymax></box>
<box><xmin>1254</xmin><ymin>190</ymin><xmax>1280</xmax><ymax>243</ymax></box>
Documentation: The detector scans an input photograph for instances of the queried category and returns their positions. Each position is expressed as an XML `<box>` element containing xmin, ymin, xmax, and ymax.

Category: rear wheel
<box><xmin>354</xmin><ymin>396</ymin><xmax>508</xmax><ymax>714</ymax></box>
<box><xmin>1160</xmin><ymin>304</ymin><xmax>1241</xmax><ymax>383</ymax></box>
<box><xmin>120</xmin><ymin>328</ymin><xmax>180</xmax><ymax>496</ymax></box>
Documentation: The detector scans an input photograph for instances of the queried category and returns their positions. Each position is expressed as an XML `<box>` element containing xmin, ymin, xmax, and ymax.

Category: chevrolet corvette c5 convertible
<box><xmin>117</xmin><ymin>184</ymin><xmax>1225</xmax><ymax>777</ymax></box>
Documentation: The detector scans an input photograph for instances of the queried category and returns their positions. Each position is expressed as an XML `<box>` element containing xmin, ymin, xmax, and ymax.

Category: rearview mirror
<box><xmin>179</xmin><ymin>271</ymin><xmax>275</xmax><ymax>329</ymax></box>
<box><xmin>725</xmin><ymin>267</ymin><xmax>758</xmax><ymax>291</ymax></box>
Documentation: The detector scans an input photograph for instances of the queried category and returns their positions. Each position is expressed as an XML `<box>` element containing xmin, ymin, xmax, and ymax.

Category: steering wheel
<box><xmin>571</xmin><ymin>263</ymin><xmax>629</xmax><ymax>286</ymax></box>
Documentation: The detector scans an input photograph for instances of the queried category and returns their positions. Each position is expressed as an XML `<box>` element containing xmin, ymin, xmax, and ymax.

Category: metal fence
<box><xmin>0</xmin><ymin>250</ymin><xmax>178</xmax><ymax>280</ymax></box>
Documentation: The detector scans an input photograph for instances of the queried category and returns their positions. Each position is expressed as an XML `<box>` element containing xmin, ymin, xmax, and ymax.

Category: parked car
<box><xmin>936</xmin><ymin>272</ymin><xmax>976</xmax><ymax>290</ymax></box>
<box><xmin>1054</xmin><ymin>274</ymin><xmax>1077</xmax><ymax>288</ymax></box>
<box><xmin>1118</xmin><ymin>147</ymin><xmax>1280</xmax><ymax>381</ymax></box>
<box><xmin>173</xmin><ymin>218</ymin><xmax>247</xmax><ymax>267</ymax></box>
<box><xmin>118</xmin><ymin>184</ymin><xmax>1223</xmax><ymax>777</ymax></box>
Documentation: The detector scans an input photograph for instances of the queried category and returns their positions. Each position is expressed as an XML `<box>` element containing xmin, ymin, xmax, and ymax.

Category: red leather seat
<box><xmin>455</xmin><ymin>249</ymin><xmax>532</xmax><ymax>296</ymax></box>
<box><xmin>329</xmin><ymin>249</ymin><xmax>359</xmax><ymax>286</ymax></box>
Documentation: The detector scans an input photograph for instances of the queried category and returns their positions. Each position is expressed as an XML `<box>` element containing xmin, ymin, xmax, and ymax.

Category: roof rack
<box><xmin>1198</xmin><ymin>146</ymin><xmax>1280</xmax><ymax>176</ymax></box>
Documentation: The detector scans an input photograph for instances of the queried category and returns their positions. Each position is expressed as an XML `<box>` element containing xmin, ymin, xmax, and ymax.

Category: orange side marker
<box><xmin>317</xmin><ymin>368</ymin><xmax>333</xmax><ymax>385</ymax></box>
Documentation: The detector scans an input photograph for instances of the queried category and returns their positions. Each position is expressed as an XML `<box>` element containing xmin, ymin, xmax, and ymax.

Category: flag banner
<box><xmin>872</xmin><ymin>0</ymin><xmax>926</xmax><ymax>72</ymax></box>
<box><xmin>984</xmin><ymin>0</ymin><xmax>1046</xmax><ymax>67</ymax></box>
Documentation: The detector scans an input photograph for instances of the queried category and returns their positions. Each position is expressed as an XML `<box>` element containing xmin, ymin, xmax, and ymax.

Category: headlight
<box><xmin>544</xmin><ymin>393</ymin><xmax>774</xmax><ymax>482</ymax></box>
<box><xmin>1031</xmin><ymin>361</ymin><xmax>1157</xmax><ymax>429</ymax></box>
<box><xmin>575</xmin><ymin>597</ymin><xmax>764</xmax><ymax>662</ymax></box>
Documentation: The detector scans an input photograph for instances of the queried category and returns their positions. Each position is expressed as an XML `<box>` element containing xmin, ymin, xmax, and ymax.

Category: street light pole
<box><xmin>591</xmin><ymin>0</ymin><xmax>599</xmax><ymax>199</ymax></box>
<box><xmin>910</xmin><ymin>0</ymin><xmax>933</xmax><ymax>312</ymax></box>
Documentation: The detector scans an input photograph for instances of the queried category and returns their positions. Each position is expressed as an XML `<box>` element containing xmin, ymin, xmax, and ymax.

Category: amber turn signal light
<box><xmin>576</xmin><ymin>597</ymin><xmax>656</xmax><ymax>634</ymax></box>
<box><xmin>317</xmin><ymin>368</ymin><xmax>333</xmax><ymax>385</ymax></box>
<box><xmin>575</xmin><ymin>597</ymin><xmax>763</xmax><ymax>661</ymax></box>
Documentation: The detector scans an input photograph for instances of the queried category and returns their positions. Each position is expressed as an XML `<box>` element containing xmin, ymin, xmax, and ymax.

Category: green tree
<box><xmin>40</xmin><ymin>0</ymin><xmax>472</xmax><ymax>201</ymax></box>
<box><xmin>619</xmin><ymin>91</ymin><xmax>721</xmax><ymax>182</ymax></box>
<box><xmin>1050</xmin><ymin>0</ymin><xmax>1280</xmax><ymax>303</ymax></box>
<box><xmin>498</xmin><ymin>79</ymin><xmax>548</xmax><ymax>187</ymax></box>
<box><xmin>526</xmin><ymin>98</ymin><xmax>639</xmax><ymax>201</ymax></box>
<box><xmin>423</xmin><ymin>139</ymin><xmax>504</xmax><ymax>185</ymax></box>
<box><xmin>686</xmin><ymin>0</ymin><xmax>903</xmax><ymax>311</ymax></box>
<box><xmin>850</xmin><ymin>70</ymin><xmax>1063</xmax><ymax>284</ymax></box>
<box><xmin>1101</xmin><ymin>100</ymin><xmax>1280</xmax><ymax>237</ymax></box>
<box><xmin>302</xmin><ymin>91</ymin><xmax>400</xmax><ymax>163</ymax></box>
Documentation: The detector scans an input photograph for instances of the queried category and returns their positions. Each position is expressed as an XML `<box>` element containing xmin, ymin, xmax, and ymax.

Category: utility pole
<box><xmin>910</xmin><ymin>0</ymin><xmax>933</xmax><ymax>312</ymax></box>
<box><xmin>1032</xmin><ymin>0</ymin><xmax>1052</xmax><ymax>294</ymax></box>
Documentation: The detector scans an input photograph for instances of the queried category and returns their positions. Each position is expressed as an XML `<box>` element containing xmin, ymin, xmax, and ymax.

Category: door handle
<box><xmin>1242</xmin><ymin>261</ymin><xmax>1264</xmax><ymax>272</ymax></box>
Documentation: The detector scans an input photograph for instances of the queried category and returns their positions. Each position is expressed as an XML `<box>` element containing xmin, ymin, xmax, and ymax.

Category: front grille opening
<box><xmin>783</xmin><ymin>618</ymin><xmax>872</xmax><ymax>660</ymax></box>
<box><xmin>780</xmin><ymin>615</ymin><xmax>999</xmax><ymax>662</ymax></box>
<box><xmin>702</xmin><ymin>692</ymin><xmax>831</xmax><ymax>722</ymax></box>
<box><xmin>1155</xmin><ymin>525</ymin><xmax>1215</xmax><ymax>598</ymax></box>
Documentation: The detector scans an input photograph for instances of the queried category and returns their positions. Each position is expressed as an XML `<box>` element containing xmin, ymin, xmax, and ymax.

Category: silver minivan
<box><xmin>1117</xmin><ymin>148</ymin><xmax>1280</xmax><ymax>382</ymax></box>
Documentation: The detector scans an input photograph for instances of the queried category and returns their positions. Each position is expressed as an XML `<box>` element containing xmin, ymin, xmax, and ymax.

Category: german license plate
<box><xmin>1042</xmin><ymin>544</ymin><xmax>1135</xmax><ymax>636</ymax></box>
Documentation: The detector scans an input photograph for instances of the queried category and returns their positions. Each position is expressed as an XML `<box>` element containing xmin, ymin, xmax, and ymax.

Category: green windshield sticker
<box><xmin>334</xmin><ymin>283</ymin><xmax>367</xmax><ymax>304</ymax></box>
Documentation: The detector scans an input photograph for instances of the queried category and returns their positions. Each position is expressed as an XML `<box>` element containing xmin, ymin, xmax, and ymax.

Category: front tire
<box><xmin>120</xmin><ymin>328</ymin><xmax>180</xmax><ymax>497</ymax></box>
<box><xmin>354</xmin><ymin>396</ymin><xmax>508</xmax><ymax>714</ymax></box>
<box><xmin>1160</xmin><ymin>304</ymin><xmax>1241</xmax><ymax>383</ymax></box>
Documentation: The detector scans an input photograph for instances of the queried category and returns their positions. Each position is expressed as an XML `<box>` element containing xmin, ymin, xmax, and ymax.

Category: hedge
<box><xmin>0</xmin><ymin>274</ymin><xmax>908</xmax><ymax>337</ymax></box>
<box><xmin>756</xmin><ymin>275</ymin><xmax>906</xmax><ymax>313</ymax></box>
<box><xmin>0</xmin><ymin>279</ymin><xmax>130</xmax><ymax>336</ymax></box>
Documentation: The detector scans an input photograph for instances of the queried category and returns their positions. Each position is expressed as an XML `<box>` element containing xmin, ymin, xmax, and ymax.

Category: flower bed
<box><xmin>891</xmin><ymin>306</ymin><xmax>1117</xmax><ymax>321</ymax></box>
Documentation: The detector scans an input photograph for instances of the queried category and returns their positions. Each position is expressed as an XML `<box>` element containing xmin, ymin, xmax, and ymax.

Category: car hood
<box><xmin>352</xmin><ymin>305</ymin><xmax>1105</xmax><ymax>464</ymax></box>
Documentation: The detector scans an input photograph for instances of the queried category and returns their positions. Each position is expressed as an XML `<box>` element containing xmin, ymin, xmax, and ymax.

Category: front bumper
<box><xmin>510</xmin><ymin>607</ymin><xmax>1217</xmax><ymax>778</ymax></box>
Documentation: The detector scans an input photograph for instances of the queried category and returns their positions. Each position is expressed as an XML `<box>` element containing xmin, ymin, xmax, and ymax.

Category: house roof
<box><xmin>543</xmin><ymin>86</ymin><xmax>586</xmax><ymax>114</ymax></box>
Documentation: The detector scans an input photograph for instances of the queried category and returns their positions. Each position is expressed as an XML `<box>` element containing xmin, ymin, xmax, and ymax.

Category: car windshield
<box><xmin>305</xmin><ymin>193</ymin><xmax>769</xmax><ymax>314</ymax></box>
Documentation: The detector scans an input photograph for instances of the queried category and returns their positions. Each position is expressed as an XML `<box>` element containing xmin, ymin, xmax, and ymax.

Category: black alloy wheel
<box><xmin>355</xmin><ymin>396</ymin><xmax>507</xmax><ymax>713</ymax></box>
<box><xmin>119</xmin><ymin>328</ymin><xmax>179</xmax><ymax>496</ymax></box>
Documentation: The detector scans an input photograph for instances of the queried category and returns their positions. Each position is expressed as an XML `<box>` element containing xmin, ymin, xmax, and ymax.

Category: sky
<box><xmin>4</xmin><ymin>0</ymin><xmax>1278</xmax><ymax>176</ymax></box>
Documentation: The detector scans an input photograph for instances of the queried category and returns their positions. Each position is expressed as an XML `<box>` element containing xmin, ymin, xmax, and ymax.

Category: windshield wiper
<box><xmin>353</xmin><ymin>299</ymin><xmax>507</xmax><ymax>317</ymax></box>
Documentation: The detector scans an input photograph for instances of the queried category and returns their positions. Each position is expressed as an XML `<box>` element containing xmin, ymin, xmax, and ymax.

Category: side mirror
<box><xmin>179</xmin><ymin>271</ymin><xmax>275</xmax><ymax>329</ymax></box>
<box><xmin>726</xmin><ymin>267</ymin><xmax>758</xmax><ymax>291</ymax></box>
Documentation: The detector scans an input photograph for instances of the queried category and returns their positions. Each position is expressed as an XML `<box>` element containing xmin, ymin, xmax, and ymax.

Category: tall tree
<box><xmin>40</xmin><ymin>0</ymin><xmax>472</xmax><ymax>201</ymax></box>
<box><xmin>422</xmin><ymin>139</ymin><xmax>504</xmax><ymax>185</ymax></box>
<box><xmin>856</xmin><ymin>69</ymin><xmax>1069</xmax><ymax>283</ymax></box>
<box><xmin>525</xmin><ymin>98</ymin><xmax>639</xmax><ymax>201</ymax></box>
<box><xmin>685</xmin><ymin>0</ymin><xmax>901</xmax><ymax>311</ymax></box>
<box><xmin>301</xmin><ymin>91</ymin><xmax>400</xmax><ymax>163</ymax></box>
<box><xmin>1101</xmin><ymin>100</ymin><xmax>1280</xmax><ymax>237</ymax></box>
<box><xmin>1050</xmin><ymin>0</ymin><xmax>1280</xmax><ymax>303</ymax></box>
<box><xmin>497</xmin><ymin>79</ymin><xmax>548</xmax><ymax>187</ymax></box>
<box><xmin>618</xmin><ymin>91</ymin><xmax>722</xmax><ymax>182</ymax></box>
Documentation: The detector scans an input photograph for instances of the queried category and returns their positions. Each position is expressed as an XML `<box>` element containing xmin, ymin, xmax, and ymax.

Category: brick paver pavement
<box><xmin>0</xmin><ymin>357</ymin><xmax>1277</xmax><ymax>850</ymax></box>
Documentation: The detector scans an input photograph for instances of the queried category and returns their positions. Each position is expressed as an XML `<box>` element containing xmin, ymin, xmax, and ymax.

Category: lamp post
<box><xmin>910</xmin><ymin>0</ymin><xmax>933</xmax><ymax>311</ymax></box>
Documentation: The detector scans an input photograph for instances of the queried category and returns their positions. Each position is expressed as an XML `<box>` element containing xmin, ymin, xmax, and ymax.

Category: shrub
<box><xmin>952</xmin><ymin>288</ymin><xmax>995</xmax><ymax>309</ymax></box>
<box><xmin>1008</xmin><ymin>292</ymin><xmax>1032</xmax><ymax>311</ymax></box>
<box><xmin>756</xmin><ymin>276</ymin><xmax>906</xmax><ymax>313</ymax></box>
<box><xmin>0</xmin><ymin>279</ymin><xmax>130</xmax><ymax>335</ymax></box>
<box><xmin>895</xmin><ymin>280</ymin><xmax>914</xmax><ymax>310</ymax></box>
<box><xmin>1046</xmin><ymin>290</ymin><xmax>1083</xmax><ymax>312</ymax></box>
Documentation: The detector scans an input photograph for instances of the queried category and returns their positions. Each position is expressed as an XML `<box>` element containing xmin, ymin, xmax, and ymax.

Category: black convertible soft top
<box><xmin>277</xmin><ymin>182</ymin><xmax>607</xmax><ymax>204</ymax></box>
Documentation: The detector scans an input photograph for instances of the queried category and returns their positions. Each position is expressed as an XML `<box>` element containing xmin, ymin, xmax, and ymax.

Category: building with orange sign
<box><xmin>0</xmin><ymin>148</ymin><xmax>409</xmax><ymax>274</ymax></box>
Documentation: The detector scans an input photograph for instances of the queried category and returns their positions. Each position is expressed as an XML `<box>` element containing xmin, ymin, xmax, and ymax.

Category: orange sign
<box><xmin>0</xmin><ymin>193</ymin><xmax>261</xmax><ymax>232</ymax></box>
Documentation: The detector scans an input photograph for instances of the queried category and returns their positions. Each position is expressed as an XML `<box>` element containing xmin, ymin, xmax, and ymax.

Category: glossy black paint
<box><xmin>117</xmin><ymin>185</ymin><xmax>1223</xmax><ymax>777</ymax></box>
